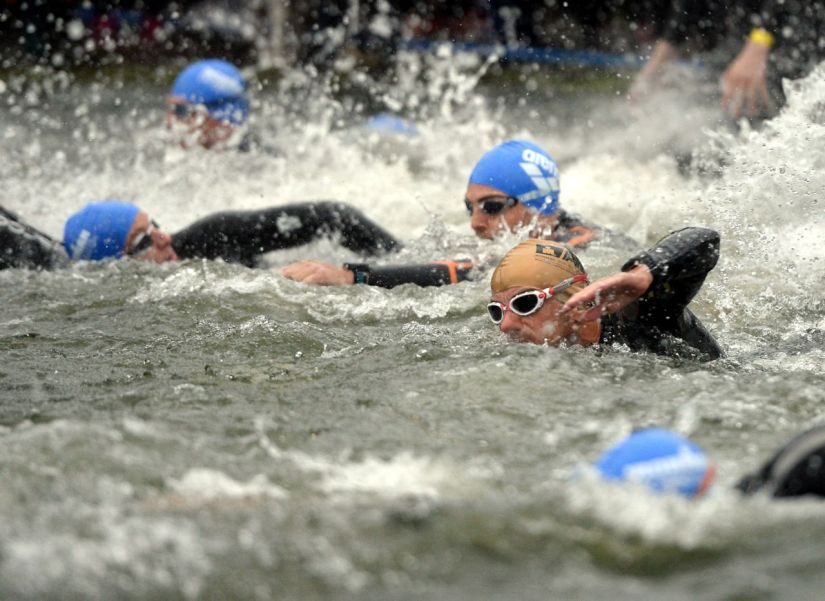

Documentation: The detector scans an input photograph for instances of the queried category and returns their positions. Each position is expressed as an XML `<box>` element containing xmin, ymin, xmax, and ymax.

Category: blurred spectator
<box><xmin>633</xmin><ymin>1</ymin><xmax>825</xmax><ymax>118</ymax></box>
<box><xmin>721</xmin><ymin>1</ymin><xmax>825</xmax><ymax>117</ymax></box>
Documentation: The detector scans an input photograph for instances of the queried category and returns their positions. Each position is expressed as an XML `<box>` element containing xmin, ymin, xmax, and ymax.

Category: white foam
<box><xmin>169</xmin><ymin>468</ymin><xmax>288</xmax><ymax>501</ymax></box>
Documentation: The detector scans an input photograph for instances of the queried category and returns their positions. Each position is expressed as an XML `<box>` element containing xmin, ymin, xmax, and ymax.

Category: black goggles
<box><xmin>171</xmin><ymin>104</ymin><xmax>195</xmax><ymax>119</ymax></box>
<box><xmin>464</xmin><ymin>195</ymin><xmax>519</xmax><ymax>216</ymax></box>
<box><xmin>169</xmin><ymin>102</ymin><xmax>219</xmax><ymax>120</ymax></box>
<box><xmin>126</xmin><ymin>219</ymin><xmax>160</xmax><ymax>256</ymax></box>
<box><xmin>487</xmin><ymin>275</ymin><xmax>590</xmax><ymax>324</ymax></box>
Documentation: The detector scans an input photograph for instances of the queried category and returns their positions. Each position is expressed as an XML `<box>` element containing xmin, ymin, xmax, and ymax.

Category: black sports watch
<box><xmin>343</xmin><ymin>262</ymin><xmax>370</xmax><ymax>285</ymax></box>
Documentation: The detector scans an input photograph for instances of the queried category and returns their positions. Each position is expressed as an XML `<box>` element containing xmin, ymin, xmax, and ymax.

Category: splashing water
<box><xmin>3</xmin><ymin>53</ymin><xmax>825</xmax><ymax>600</ymax></box>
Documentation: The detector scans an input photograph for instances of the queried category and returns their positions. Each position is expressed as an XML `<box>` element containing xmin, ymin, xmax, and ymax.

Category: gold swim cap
<box><xmin>491</xmin><ymin>239</ymin><xmax>588</xmax><ymax>298</ymax></box>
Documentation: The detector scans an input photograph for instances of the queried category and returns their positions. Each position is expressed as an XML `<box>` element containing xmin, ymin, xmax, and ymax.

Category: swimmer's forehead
<box><xmin>491</xmin><ymin>240</ymin><xmax>585</xmax><ymax>293</ymax></box>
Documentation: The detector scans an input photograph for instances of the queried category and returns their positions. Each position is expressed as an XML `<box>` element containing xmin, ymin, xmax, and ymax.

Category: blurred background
<box><xmin>0</xmin><ymin>0</ymin><xmax>672</xmax><ymax>69</ymax></box>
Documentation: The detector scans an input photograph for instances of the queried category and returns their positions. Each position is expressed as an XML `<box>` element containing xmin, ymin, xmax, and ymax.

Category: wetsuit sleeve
<box><xmin>171</xmin><ymin>201</ymin><xmax>401</xmax><ymax>267</ymax></box>
<box><xmin>621</xmin><ymin>226</ymin><xmax>720</xmax><ymax>315</ymax></box>
<box><xmin>349</xmin><ymin>260</ymin><xmax>475</xmax><ymax>288</ymax></box>
<box><xmin>0</xmin><ymin>207</ymin><xmax>67</xmax><ymax>270</ymax></box>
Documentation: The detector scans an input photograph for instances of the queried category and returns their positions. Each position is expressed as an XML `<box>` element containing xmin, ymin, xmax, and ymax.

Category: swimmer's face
<box><xmin>166</xmin><ymin>99</ymin><xmax>235</xmax><ymax>150</ymax></box>
<box><xmin>490</xmin><ymin>286</ymin><xmax>578</xmax><ymax>346</ymax></box>
<box><xmin>126</xmin><ymin>211</ymin><xmax>179</xmax><ymax>264</ymax></box>
<box><xmin>465</xmin><ymin>183</ymin><xmax>534</xmax><ymax>240</ymax></box>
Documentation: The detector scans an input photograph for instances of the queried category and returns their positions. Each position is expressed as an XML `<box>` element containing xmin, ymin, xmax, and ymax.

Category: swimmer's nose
<box><xmin>498</xmin><ymin>310</ymin><xmax>523</xmax><ymax>337</ymax></box>
<box><xmin>470</xmin><ymin>207</ymin><xmax>492</xmax><ymax>237</ymax></box>
<box><xmin>151</xmin><ymin>229</ymin><xmax>173</xmax><ymax>248</ymax></box>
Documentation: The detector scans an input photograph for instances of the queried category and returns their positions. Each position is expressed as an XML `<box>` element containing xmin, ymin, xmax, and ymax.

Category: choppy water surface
<box><xmin>3</xmin><ymin>56</ymin><xmax>825</xmax><ymax>600</ymax></box>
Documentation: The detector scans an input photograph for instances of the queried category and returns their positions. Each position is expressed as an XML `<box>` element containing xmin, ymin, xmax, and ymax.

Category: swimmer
<box><xmin>166</xmin><ymin>59</ymin><xmax>251</xmax><ymax>150</ymax></box>
<box><xmin>593</xmin><ymin>428</ymin><xmax>716</xmax><ymax>498</ymax></box>
<box><xmin>281</xmin><ymin>139</ymin><xmax>637</xmax><ymax>288</ymax></box>
<box><xmin>0</xmin><ymin>200</ymin><xmax>399</xmax><ymax>270</ymax></box>
<box><xmin>595</xmin><ymin>424</ymin><xmax>825</xmax><ymax>500</ymax></box>
<box><xmin>486</xmin><ymin>228</ymin><xmax>722</xmax><ymax>359</ymax></box>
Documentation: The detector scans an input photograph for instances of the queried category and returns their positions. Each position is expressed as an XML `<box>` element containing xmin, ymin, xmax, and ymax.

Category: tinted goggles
<box><xmin>171</xmin><ymin>103</ymin><xmax>195</xmax><ymax>119</ymax></box>
<box><xmin>464</xmin><ymin>195</ymin><xmax>519</xmax><ymax>216</ymax></box>
<box><xmin>487</xmin><ymin>274</ymin><xmax>589</xmax><ymax>324</ymax></box>
<box><xmin>168</xmin><ymin>101</ymin><xmax>215</xmax><ymax>120</ymax></box>
<box><xmin>126</xmin><ymin>220</ymin><xmax>160</xmax><ymax>256</ymax></box>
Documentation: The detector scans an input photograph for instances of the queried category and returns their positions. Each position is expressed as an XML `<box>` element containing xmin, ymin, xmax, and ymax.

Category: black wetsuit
<box><xmin>171</xmin><ymin>202</ymin><xmax>400</xmax><ymax>267</ymax></box>
<box><xmin>738</xmin><ymin>424</ymin><xmax>825</xmax><ymax>498</ymax></box>
<box><xmin>0</xmin><ymin>206</ymin><xmax>67</xmax><ymax>270</ymax></box>
<box><xmin>598</xmin><ymin>227</ymin><xmax>722</xmax><ymax>360</ymax></box>
<box><xmin>345</xmin><ymin>209</ymin><xmax>638</xmax><ymax>288</ymax></box>
<box><xmin>0</xmin><ymin>202</ymin><xmax>400</xmax><ymax>271</ymax></box>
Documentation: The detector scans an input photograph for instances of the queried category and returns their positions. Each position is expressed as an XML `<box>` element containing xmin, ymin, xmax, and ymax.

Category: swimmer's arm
<box><xmin>561</xmin><ymin>227</ymin><xmax>719</xmax><ymax>321</ymax></box>
<box><xmin>280</xmin><ymin>260</ymin><xmax>474</xmax><ymax>288</ymax></box>
<box><xmin>623</xmin><ymin>227</ymin><xmax>720</xmax><ymax>286</ymax></box>
<box><xmin>621</xmin><ymin>226</ymin><xmax>720</xmax><ymax>309</ymax></box>
<box><xmin>360</xmin><ymin>260</ymin><xmax>474</xmax><ymax>288</ymax></box>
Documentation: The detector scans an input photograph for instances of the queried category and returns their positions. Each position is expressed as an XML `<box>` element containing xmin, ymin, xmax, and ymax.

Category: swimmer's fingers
<box><xmin>561</xmin><ymin>267</ymin><xmax>653</xmax><ymax>320</ymax></box>
<box><xmin>747</xmin><ymin>78</ymin><xmax>770</xmax><ymax>117</ymax></box>
<box><xmin>720</xmin><ymin>72</ymin><xmax>737</xmax><ymax>117</ymax></box>
<box><xmin>759</xmin><ymin>80</ymin><xmax>772</xmax><ymax>115</ymax></box>
<box><xmin>561</xmin><ymin>283</ymin><xmax>603</xmax><ymax>318</ymax></box>
<box><xmin>280</xmin><ymin>260</ymin><xmax>355</xmax><ymax>286</ymax></box>
<box><xmin>724</xmin><ymin>86</ymin><xmax>744</xmax><ymax>119</ymax></box>
<box><xmin>747</xmin><ymin>81</ymin><xmax>759</xmax><ymax>117</ymax></box>
<box><xmin>561</xmin><ymin>276</ymin><xmax>624</xmax><ymax>321</ymax></box>
<box><xmin>737</xmin><ymin>75</ymin><xmax>770</xmax><ymax>117</ymax></box>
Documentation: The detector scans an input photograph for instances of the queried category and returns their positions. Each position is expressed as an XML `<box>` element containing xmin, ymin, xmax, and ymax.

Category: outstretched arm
<box><xmin>281</xmin><ymin>259</ymin><xmax>475</xmax><ymax>288</ymax></box>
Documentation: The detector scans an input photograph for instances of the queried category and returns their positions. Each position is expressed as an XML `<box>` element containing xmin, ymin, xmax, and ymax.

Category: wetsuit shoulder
<box><xmin>737</xmin><ymin>424</ymin><xmax>825</xmax><ymax>498</ymax></box>
<box><xmin>0</xmin><ymin>207</ymin><xmax>67</xmax><ymax>270</ymax></box>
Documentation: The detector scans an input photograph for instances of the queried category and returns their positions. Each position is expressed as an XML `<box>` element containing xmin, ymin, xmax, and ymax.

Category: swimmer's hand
<box><xmin>628</xmin><ymin>40</ymin><xmax>677</xmax><ymax>101</ymax></box>
<box><xmin>560</xmin><ymin>265</ymin><xmax>653</xmax><ymax>322</ymax></box>
<box><xmin>721</xmin><ymin>39</ymin><xmax>771</xmax><ymax>118</ymax></box>
<box><xmin>280</xmin><ymin>260</ymin><xmax>355</xmax><ymax>286</ymax></box>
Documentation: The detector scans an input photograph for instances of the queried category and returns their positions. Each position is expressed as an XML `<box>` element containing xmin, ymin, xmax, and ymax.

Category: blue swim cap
<box><xmin>365</xmin><ymin>113</ymin><xmax>419</xmax><ymax>137</ymax></box>
<box><xmin>595</xmin><ymin>428</ymin><xmax>715</xmax><ymax>497</ymax></box>
<box><xmin>63</xmin><ymin>200</ymin><xmax>140</xmax><ymax>261</ymax></box>
<box><xmin>468</xmin><ymin>140</ymin><xmax>560</xmax><ymax>216</ymax></box>
<box><xmin>170</xmin><ymin>59</ymin><xmax>249</xmax><ymax>125</ymax></box>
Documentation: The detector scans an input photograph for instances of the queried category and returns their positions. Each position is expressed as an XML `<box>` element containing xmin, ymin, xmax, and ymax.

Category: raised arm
<box><xmin>562</xmin><ymin>227</ymin><xmax>720</xmax><ymax>321</ymax></box>
<box><xmin>622</xmin><ymin>226</ymin><xmax>719</xmax><ymax>309</ymax></box>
